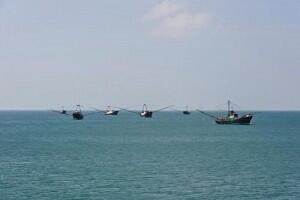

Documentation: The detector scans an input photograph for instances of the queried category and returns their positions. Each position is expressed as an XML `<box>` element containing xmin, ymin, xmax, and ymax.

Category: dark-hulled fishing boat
<box><xmin>215</xmin><ymin>111</ymin><xmax>252</xmax><ymax>124</ymax></box>
<box><xmin>72</xmin><ymin>105</ymin><xmax>84</xmax><ymax>120</ymax></box>
<box><xmin>51</xmin><ymin>104</ymin><xmax>99</xmax><ymax>120</ymax></box>
<box><xmin>183</xmin><ymin>110</ymin><xmax>191</xmax><ymax>115</ymax></box>
<box><xmin>140</xmin><ymin>104</ymin><xmax>153</xmax><ymax>118</ymax></box>
<box><xmin>198</xmin><ymin>100</ymin><xmax>253</xmax><ymax>125</ymax></box>
<box><xmin>182</xmin><ymin>106</ymin><xmax>191</xmax><ymax>115</ymax></box>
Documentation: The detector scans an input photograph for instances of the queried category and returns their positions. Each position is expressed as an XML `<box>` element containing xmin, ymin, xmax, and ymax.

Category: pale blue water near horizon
<box><xmin>0</xmin><ymin>111</ymin><xmax>300</xmax><ymax>199</ymax></box>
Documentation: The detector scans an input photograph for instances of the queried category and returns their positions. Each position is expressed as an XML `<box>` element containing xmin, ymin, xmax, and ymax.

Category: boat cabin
<box><xmin>228</xmin><ymin>110</ymin><xmax>238</xmax><ymax>118</ymax></box>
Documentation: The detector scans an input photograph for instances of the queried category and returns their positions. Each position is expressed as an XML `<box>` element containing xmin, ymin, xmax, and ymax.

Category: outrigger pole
<box><xmin>196</xmin><ymin>110</ymin><xmax>219</xmax><ymax>120</ymax></box>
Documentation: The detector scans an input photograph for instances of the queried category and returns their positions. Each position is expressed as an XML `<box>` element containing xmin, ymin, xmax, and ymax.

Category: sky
<box><xmin>0</xmin><ymin>0</ymin><xmax>299</xmax><ymax>110</ymax></box>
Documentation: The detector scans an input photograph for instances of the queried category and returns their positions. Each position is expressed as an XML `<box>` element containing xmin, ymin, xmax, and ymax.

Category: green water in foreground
<box><xmin>0</xmin><ymin>111</ymin><xmax>299</xmax><ymax>199</ymax></box>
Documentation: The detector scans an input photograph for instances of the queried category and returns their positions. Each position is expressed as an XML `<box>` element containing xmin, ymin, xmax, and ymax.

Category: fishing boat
<box><xmin>198</xmin><ymin>100</ymin><xmax>253</xmax><ymax>125</ymax></box>
<box><xmin>51</xmin><ymin>105</ymin><xmax>99</xmax><ymax>120</ymax></box>
<box><xmin>92</xmin><ymin>106</ymin><xmax>121</xmax><ymax>116</ymax></box>
<box><xmin>50</xmin><ymin>106</ymin><xmax>67</xmax><ymax>114</ymax></box>
<box><xmin>72</xmin><ymin>105</ymin><xmax>84</xmax><ymax>120</ymax></box>
<box><xmin>182</xmin><ymin>106</ymin><xmax>191</xmax><ymax>115</ymax></box>
<box><xmin>139</xmin><ymin>104</ymin><xmax>154</xmax><ymax>118</ymax></box>
<box><xmin>121</xmin><ymin>104</ymin><xmax>173</xmax><ymax>118</ymax></box>
<box><xmin>105</xmin><ymin>106</ymin><xmax>119</xmax><ymax>115</ymax></box>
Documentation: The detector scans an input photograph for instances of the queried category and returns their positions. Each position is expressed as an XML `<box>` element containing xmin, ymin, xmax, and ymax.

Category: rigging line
<box><xmin>230</xmin><ymin>101</ymin><xmax>243</xmax><ymax>110</ymax></box>
<box><xmin>210</xmin><ymin>102</ymin><xmax>228</xmax><ymax>110</ymax></box>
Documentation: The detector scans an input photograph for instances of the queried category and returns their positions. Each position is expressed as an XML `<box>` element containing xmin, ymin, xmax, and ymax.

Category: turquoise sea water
<box><xmin>0</xmin><ymin>111</ymin><xmax>300</xmax><ymax>199</ymax></box>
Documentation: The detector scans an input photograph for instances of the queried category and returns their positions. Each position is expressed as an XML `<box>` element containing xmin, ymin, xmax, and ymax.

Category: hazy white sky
<box><xmin>0</xmin><ymin>0</ymin><xmax>299</xmax><ymax>110</ymax></box>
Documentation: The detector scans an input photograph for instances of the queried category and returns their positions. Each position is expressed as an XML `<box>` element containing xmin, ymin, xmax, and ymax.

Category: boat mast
<box><xmin>142</xmin><ymin>104</ymin><xmax>147</xmax><ymax>112</ymax></box>
<box><xmin>76</xmin><ymin>105</ymin><xmax>81</xmax><ymax>112</ymax></box>
<box><xmin>227</xmin><ymin>100</ymin><xmax>230</xmax><ymax>116</ymax></box>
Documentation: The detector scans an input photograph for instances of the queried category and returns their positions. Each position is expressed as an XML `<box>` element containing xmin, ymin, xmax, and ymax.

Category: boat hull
<box><xmin>215</xmin><ymin>114</ymin><xmax>252</xmax><ymax>125</ymax></box>
<box><xmin>140</xmin><ymin>111</ymin><xmax>153</xmax><ymax>118</ymax></box>
<box><xmin>105</xmin><ymin>111</ymin><xmax>119</xmax><ymax>115</ymax></box>
<box><xmin>183</xmin><ymin>111</ymin><xmax>191</xmax><ymax>115</ymax></box>
<box><xmin>73</xmin><ymin>112</ymin><xmax>84</xmax><ymax>120</ymax></box>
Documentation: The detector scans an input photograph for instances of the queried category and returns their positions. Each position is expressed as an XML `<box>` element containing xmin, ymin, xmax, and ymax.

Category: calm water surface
<box><xmin>0</xmin><ymin>111</ymin><xmax>299</xmax><ymax>199</ymax></box>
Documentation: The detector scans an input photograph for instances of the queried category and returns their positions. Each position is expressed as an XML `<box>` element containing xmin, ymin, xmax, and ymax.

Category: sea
<box><xmin>0</xmin><ymin>111</ymin><xmax>299</xmax><ymax>200</ymax></box>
